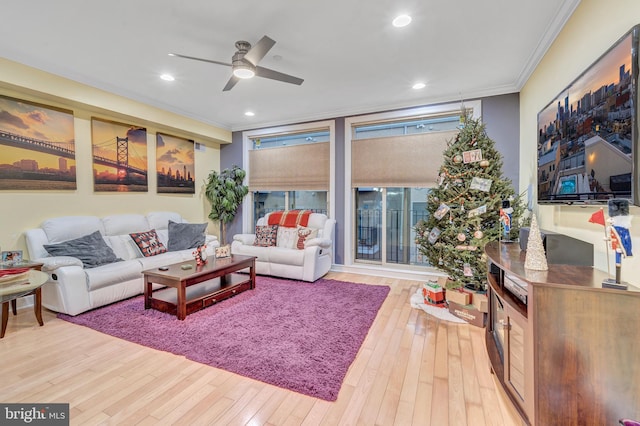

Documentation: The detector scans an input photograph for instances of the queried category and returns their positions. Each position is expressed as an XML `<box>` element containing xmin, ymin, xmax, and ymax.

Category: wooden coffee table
<box><xmin>142</xmin><ymin>254</ymin><xmax>256</xmax><ymax>320</ymax></box>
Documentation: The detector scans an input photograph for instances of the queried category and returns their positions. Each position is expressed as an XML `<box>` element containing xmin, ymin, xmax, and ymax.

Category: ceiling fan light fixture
<box><xmin>233</xmin><ymin>64</ymin><xmax>255</xmax><ymax>79</ymax></box>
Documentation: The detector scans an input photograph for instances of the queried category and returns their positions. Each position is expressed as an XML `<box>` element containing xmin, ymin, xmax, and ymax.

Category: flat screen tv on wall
<box><xmin>537</xmin><ymin>24</ymin><xmax>640</xmax><ymax>206</ymax></box>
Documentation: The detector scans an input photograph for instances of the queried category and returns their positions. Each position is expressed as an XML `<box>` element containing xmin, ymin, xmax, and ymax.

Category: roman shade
<box><xmin>249</xmin><ymin>142</ymin><xmax>329</xmax><ymax>191</ymax></box>
<box><xmin>351</xmin><ymin>130</ymin><xmax>458</xmax><ymax>188</ymax></box>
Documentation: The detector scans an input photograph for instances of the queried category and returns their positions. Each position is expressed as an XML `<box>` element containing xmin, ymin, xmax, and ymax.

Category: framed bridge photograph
<box><xmin>91</xmin><ymin>117</ymin><xmax>148</xmax><ymax>192</ymax></box>
<box><xmin>0</xmin><ymin>95</ymin><xmax>76</xmax><ymax>190</ymax></box>
<box><xmin>156</xmin><ymin>133</ymin><xmax>195</xmax><ymax>194</ymax></box>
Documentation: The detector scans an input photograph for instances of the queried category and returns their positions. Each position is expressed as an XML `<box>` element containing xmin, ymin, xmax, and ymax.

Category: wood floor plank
<box><xmin>0</xmin><ymin>271</ymin><xmax>523</xmax><ymax>426</ymax></box>
<box><xmin>300</xmin><ymin>400</ymin><xmax>331</xmax><ymax>426</ymax></box>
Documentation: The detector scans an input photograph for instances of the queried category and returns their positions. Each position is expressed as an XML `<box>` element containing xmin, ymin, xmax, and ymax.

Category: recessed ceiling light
<box><xmin>412</xmin><ymin>82</ymin><xmax>426</xmax><ymax>90</ymax></box>
<box><xmin>392</xmin><ymin>14</ymin><xmax>412</xmax><ymax>28</ymax></box>
<box><xmin>244</xmin><ymin>111</ymin><xmax>255</xmax><ymax>117</ymax></box>
<box><xmin>160</xmin><ymin>74</ymin><xmax>175</xmax><ymax>81</ymax></box>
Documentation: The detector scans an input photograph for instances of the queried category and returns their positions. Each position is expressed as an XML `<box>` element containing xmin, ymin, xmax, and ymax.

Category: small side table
<box><xmin>1</xmin><ymin>263</ymin><xmax>48</xmax><ymax>338</ymax></box>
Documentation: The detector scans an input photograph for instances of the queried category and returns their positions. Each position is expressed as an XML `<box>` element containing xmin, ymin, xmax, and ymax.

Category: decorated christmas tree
<box><xmin>415</xmin><ymin>110</ymin><xmax>525</xmax><ymax>290</ymax></box>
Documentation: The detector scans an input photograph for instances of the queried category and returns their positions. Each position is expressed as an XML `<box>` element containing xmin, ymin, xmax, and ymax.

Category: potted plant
<box><xmin>204</xmin><ymin>165</ymin><xmax>249</xmax><ymax>245</ymax></box>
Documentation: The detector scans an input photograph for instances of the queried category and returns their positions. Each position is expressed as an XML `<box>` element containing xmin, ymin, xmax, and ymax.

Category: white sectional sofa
<box><xmin>231</xmin><ymin>212</ymin><xmax>335</xmax><ymax>282</ymax></box>
<box><xmin>25</xmin><ymin>211</ymin><xmax>219</xmax><ymax>316</ymax></box>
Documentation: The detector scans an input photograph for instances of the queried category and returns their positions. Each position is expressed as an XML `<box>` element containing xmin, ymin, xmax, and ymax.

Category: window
<box><xmin>345</xmin><ymin>100</ymin><xmax>482</xmax><ymax>270</ymax></box>
<box><xmin>242</xmin><ymin>121</ymin><xmax>335</xmax><ymax>232</ymax></box>
<box><xmin>253</xmin><ymin>190</ymin><xmax>327</xmax><ymax>226</ymax></box>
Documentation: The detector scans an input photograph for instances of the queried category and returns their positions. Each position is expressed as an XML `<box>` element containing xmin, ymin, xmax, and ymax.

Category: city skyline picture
<box><xmin>0</xmin><ymin>95</ymin><xmax>76</xmax><ymax>190</ymax></box>
<box><xmin>537</xmin><ymin>29</ymin><xmax>634</xmax><ymax>203</ymax></box>
<box><xmin>156</xmin><ymin>133</ymin><xmax>195</xmax><ymax>194</ymax></box>
<box><xmin>91</xmin><ymin>118</ymin><xmax>148</xmax><ymax>192</ymax></box>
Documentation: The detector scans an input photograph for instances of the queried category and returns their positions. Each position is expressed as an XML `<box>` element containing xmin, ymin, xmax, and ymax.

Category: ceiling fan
<box><xmin>169</xmin><ymin>35</ymin><xmax>304</xmax><ymax>91</ymax></box>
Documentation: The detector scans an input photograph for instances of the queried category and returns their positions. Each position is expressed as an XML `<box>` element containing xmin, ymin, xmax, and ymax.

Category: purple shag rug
<box><xmin>58</xmin><ymin>276</ymin><xmax>390</xmax><ymax>401</ymax></box>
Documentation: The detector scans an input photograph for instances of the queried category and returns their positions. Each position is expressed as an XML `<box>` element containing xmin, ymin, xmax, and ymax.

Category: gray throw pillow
<box><xmin>167</xmin><ymin>220</ymin><xmax>207</xmax><ymax>251</ymax></box>
<box><xmin>43</xmin><ymin>230</ymin><xmax>122</xmax><ymax>268</ymax></box>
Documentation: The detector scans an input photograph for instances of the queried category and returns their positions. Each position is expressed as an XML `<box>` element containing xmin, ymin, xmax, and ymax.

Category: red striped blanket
<box><xmin>267</xmin><ymin>210</ymin><xmax>312</xmax><ymax>228</ymax></box>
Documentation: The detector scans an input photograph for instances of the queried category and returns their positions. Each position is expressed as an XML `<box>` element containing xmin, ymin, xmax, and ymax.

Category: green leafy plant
<box><xmin>204</xmin><ymin>165</ymin><xmax>248</xmax><ymax>244</ymax></box>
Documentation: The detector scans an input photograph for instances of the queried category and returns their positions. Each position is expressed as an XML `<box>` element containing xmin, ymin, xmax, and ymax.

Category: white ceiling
<box><xmin>0</xmin><ymin>0</ymin><xmax>580</xmax><ymax>132</ymax></box>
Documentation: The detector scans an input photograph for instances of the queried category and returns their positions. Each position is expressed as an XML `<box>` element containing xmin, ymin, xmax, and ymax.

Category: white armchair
<box><xmin>231</xmin><ymin>212</ymin><xmax>335</xmax><ymax>282</ymax></box>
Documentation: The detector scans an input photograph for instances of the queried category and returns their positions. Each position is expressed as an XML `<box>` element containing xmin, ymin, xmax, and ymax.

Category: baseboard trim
<box><xmin>330</xmin><ymin>264</ymin><xmax>447</xmax><ymax>282</ymax></box>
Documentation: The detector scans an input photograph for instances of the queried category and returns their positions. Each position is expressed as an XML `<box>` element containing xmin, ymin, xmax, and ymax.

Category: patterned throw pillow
<box><xmin>276</xmin><ymin>226</ymin><xmax>299</xmax><ymax>249</ymax></box>
<box><xmin>253</xmin><ymin>225</ymin><xmax>278</xmax><ymax>247</ymax></box>
<box><xmin>296</xmin><ymin>226</ymin><xmax>319</xmax><ymax>249</ymax></box>
<box><xmin>130</xmin><ymin>229</ymin><xmax>168</xmax><ymax>257</ymax></box>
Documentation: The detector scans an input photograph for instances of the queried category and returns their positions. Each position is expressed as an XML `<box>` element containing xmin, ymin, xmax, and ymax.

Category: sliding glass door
<box><xmin>355</xmin><ymin>187</ymin><xmax>430</xmax><ymax>266</ymax></box>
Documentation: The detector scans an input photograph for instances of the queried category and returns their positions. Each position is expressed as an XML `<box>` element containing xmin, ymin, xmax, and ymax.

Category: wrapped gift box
<box><xmin>447</xmin><ymin>301</ymin><xmax>486</xmax><ymax>327</ymax></box>
<box><xmin>472</xmin><ymin>292</ymin><xmax>488</xmax><ymax>313</ymax></box>
<box><xmin>446</xmin><ymin>288</ymin><xmax>472</xmax><ymax>306</ymax></box>
<box><xmin>422</xmin><ymin>281</ymin><xmax>446</xmax><ymax>306</ymax></box>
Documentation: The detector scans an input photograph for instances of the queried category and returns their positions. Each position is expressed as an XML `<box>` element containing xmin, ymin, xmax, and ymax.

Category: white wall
<box><xmin>520</xmin><ymin>0</ymin><xmax>640</xmax><ymax>285</ymax></box>
<box><xmin>0</xmin><ymin>61</ymin><xmax>230</xmax><ymax>258</ymax></box>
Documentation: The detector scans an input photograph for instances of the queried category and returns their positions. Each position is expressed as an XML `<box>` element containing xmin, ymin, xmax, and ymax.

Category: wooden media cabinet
<box><xmin>484</xmin><ymin>241</ymin><xmax>640</xmax><ymax>425</ymax></box>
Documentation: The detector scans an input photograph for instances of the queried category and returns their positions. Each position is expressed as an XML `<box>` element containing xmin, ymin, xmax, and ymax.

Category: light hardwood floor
<box><xmin>0</xmin><ymin>272</ymin><xmax>523</xmax><ymax>425</ymax></box>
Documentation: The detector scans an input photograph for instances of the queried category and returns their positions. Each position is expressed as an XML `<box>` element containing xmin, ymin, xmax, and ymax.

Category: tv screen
<box><xmin>537</xmin><ymin>24</ymin><xmax>639</xmax><ymax>206</ymax></box>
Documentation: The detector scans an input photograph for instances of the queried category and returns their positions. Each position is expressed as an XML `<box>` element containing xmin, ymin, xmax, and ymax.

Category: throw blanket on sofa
<box><xmin>268</xmin><ymin>210</ymin><xmax>312</xmax><ymax>228</ymax></box>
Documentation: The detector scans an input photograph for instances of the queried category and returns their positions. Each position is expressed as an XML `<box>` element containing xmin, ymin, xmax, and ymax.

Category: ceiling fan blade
<box><xmin>255</xmin><ymin>66</ymin><xmax>304</xmax><ymax>85</ymax></box>
<box><xmin>243</xmin><ymin>35</ymin><xmax>276</xmax><ymax>65</ymax></box>
<box><xmin>222</xmin><ymin>75</ymin><xmax>240</xmax><ymax>91</ymax></box>
<box><xmin>169</xmin><ymin>53</ymin><xmax>231</xmax><ymax>67</ymax></box>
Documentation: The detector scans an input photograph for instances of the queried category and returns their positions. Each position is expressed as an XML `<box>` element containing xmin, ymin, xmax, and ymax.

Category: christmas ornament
<box><xmin>467</xmin><ymin>204</ymin><xmax>487</xmax><ymax>218</ymax></box>
<box><xmin>434</xmin><ymin>203</ymin><xmax>450</xmax><ymax>220</ymax></box>
<box><xmin>455</xmin><ymin>245</ymin><xmax>478</xmax><ymax>251</ymax></box>
<box><xmin>470</xmin><ymin>176</ymin><xmax>492</xmax><ymax>192</ymax></box>
<box><xmin>462</xmin><ymin>148</ymin><xmax>482</xmax><ymax>163</ymax></box>
<box><xmin>428</xmin><ymin>227</ymin><xmax>441</xmax><ymax>244</ymax></box>
<box><xmin>453</xmin><ymin>154</ymin><xmax>463</xmax><ymax>164</ymax></box>
<box><xmin>463</xmin><ymin>263</ymin><xmax>473</xmax><ymax>277</ymax></box>
<box><xmin>457</xmin><ymin>233</ymin><xmax>466</xmax><ymax>242</ymax></box>
<box><xmin>479</xmin><ymin>159</ymin><xmax>490</xmax><ymax>168</ymax></box>
<box><xmin>474</xmin><ymin>230</ymin><xmax>484</xmax><ymax>239</ymax></box>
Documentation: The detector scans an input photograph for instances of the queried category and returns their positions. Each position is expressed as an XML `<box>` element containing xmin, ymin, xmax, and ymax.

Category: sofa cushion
<box><xmin>296</xmin><ymin>226</ymin><xmax>319</xmax><ymax>249</ymax></box>
<box><xmin>269</xmin><ymin>246</ymin><xmax>305</xmax><ymax>266</ymax></box>
<box><xmin>85</xmin><ymin>259</ymin><xmax>143</xmax><ymax>291</ymax></box>
<box><xmin>42</xmin><ymin>216</ymin><xmax>104</xmax><ymax>244</ymax></box>
<box><xmin>147</xmin><ymin>212</ymin><xmax>183</xmax><ymax>230</ymax></box>
<box><xmin>254</xmin><ymin>225</ymin><xmax>278</xmax><ymax>247</ymax></box>
<box><xmin>276</xmin><ymin>226</ymin><xmax>299</xmax><ymax>249</ymax></box>
<box><xmin>232</xmin><ymin>243</ymin><xmax>272</xmax><ymax>262</ymax></box>
<box><xmin>167</xmin><ymin>220</ymin><xmax>207</xmax><ymax>251</ymax></box>
<box><xmin>105</xmin><ymin>235</ymin><xmax>142</xmax><ymax>260</ymax></box>
<box><xmin>137</xmin><ymin>250</ymin><xmax>194</xmax><ymax>270</ymax></box>
<box><xmin>130</xmin><ymin>229</ymin><xmax>168</xmax><ymax>257</ymax></box>
<box><xmin>43</xmin><ymin>230</ymin><xmax>122</xmax><ymax>268</ymax></box>
<box><xmin>307</xmin><ymin>214</ymin><xmax>328</xmax><ymax>237</ymax></box>
<box><xmin>103</xmin><ymin>214</ymin><xmax>150</xmax><ymax>236</ymax></box>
